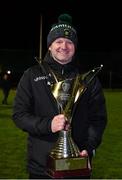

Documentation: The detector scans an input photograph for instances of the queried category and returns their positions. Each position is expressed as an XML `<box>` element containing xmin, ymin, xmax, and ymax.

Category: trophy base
<box><xmin>46</xmin><ymin>155</ymin><xmax>91</xmax><ymax>178</ymax></box>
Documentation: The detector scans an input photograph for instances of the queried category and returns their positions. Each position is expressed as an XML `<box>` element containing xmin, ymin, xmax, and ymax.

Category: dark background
<box><xmin>0</xmin><ymin>1</ymin><xmax>122</xmax><ymax>88</ymax></box>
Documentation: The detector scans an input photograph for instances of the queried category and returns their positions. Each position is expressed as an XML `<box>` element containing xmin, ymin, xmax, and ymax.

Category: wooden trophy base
<box><xmin>46</xmin><ymin>155</ymin><xmax>91</xmax><ymax>178</ymax></box>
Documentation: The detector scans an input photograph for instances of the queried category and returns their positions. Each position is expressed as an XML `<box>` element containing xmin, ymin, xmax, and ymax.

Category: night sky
<box><xmin>0</xmin><ymin>1</ymin><xmax>122</xmax><ymax>76</ymax></box>
<box><xmin>1</xmin><ymin>1</ymin><xmax>121</xmax><ymax>50</ymax></box>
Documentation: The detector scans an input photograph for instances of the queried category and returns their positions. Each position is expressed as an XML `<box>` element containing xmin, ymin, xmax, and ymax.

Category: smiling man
<box><xmin>12</xmin><ymin>13</ymin><xmax>107</xmax><ymax>179</ymax></box>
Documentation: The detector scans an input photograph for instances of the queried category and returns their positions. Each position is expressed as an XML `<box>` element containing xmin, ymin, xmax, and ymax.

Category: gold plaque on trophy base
<box><xmin>47</xmin><ymin>155</ymin><xmax>91</xmax><ymax>178</ymax></box>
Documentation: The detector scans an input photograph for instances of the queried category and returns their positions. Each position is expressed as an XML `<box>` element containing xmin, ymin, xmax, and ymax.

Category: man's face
<box><xmin>49</xmin><ymin>38</ymin><xmax>75</xmax><ymax>64</ymax></box>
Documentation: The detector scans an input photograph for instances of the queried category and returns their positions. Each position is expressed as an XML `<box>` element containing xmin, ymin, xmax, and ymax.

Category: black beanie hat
<box><xmin>47</xmin><ymin>13</ymin><xmax>78</xmax><ymax>48</ymax></box>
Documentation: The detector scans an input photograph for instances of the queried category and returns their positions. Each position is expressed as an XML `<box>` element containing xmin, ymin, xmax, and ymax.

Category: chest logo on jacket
<box><xmin>34</xmin><ymin>76</ymin><xmax>48</xmax><ymax>82</ymax></box>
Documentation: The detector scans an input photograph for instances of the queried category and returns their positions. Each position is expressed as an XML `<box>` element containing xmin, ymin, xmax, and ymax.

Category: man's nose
<box><xmin>61</xmin><ymin>42</ymin><xmax>68</xmax><ymax>49</ymax></box>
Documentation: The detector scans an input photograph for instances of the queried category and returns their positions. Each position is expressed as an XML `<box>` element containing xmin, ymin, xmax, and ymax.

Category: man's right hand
<box><xmin>51</xmin><ymin>114</ymin><xmax>67</xmax><ymax>133</ymax></box>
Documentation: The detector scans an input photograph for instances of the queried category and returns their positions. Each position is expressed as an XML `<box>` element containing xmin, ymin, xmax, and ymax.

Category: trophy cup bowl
<box><xmin>46</xmin><ymin>76</ymin><xmax>91</xmax><ymax>178</ymax></box>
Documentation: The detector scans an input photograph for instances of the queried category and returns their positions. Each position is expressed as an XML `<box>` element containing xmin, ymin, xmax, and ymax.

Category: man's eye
<box><xmin>67</xmin><ymin>41</ymin><xmax>72</xmax><ymax>45</ymax></box>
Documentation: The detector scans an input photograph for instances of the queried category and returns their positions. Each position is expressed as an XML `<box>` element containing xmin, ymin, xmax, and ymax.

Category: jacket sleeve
<box><xmin>12</xmin><ymin>69</ymin><xmax>53</xmax><ymax>136</ymax></box>
<box><xmin>85</xmin><ymin>78</ymin><xmax>107</xmax><ymax>154</ymax></box>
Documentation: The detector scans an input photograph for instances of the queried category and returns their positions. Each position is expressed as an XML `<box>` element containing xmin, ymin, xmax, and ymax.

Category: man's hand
<box><xmin>79</xmin><ymin>150</ymin><xmax>88</xmax><ymax>157</ymax></box>
<box><xmin>51</xmin><ymin>114</ymin><xmax>67</xmax><ymax>133</ymax></box>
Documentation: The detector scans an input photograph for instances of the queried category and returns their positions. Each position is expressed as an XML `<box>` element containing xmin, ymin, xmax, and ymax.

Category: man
<box><xmin>0</xmin><ymin>71</ymin><xmax>12</xmax><ymax>105</ymax></box>
<box><xmin>12</xmin><ymin>14</ymin><xmax>107</xmax><ymax>179</ymax></box>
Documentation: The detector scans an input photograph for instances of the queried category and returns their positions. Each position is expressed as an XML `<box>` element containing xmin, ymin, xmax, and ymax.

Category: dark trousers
<box><xmin>2</xmin><ymin>89</ymin><xmax>10</xmax><ymax>104</ymax></box>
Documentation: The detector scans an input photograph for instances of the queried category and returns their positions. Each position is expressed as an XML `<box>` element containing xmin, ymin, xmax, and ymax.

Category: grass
<box><xmin>0</xmin><ymin>89</ymin><xmax>28</xmax><ymax>179</ymax></box>
<box><xmin>0</xmin><ymin>89</ymin><xmax>122</xmax><ymax>179</ymax></box>
<box><xmin>92</xmin><ymin>90</ymin><xmax>122</xmax><ymax>179</ymax></box>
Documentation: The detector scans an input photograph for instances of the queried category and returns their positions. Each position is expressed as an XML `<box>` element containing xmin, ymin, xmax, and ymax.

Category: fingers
<box><xmin>51</xmin><ymin>114</ymin><xmax>67</xmax><ymax>133</ymax></box>
<box><xmin>79</xmin><ymin>150</ymin><xmax>88</xmax><ymax>157</ymax></box>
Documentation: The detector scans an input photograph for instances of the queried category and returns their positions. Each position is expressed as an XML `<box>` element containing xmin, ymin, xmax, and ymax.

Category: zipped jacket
<box><xmin>12</xmin><ymin>56</ymin><xmax>107</xmax><ymax>175</ymax></box>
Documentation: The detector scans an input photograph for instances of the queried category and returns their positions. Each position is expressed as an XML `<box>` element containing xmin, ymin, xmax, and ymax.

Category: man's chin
<box><xmin>54</xmin><ymin>58</ymin><xmax>72</xmax><ymax>64</ymax></box>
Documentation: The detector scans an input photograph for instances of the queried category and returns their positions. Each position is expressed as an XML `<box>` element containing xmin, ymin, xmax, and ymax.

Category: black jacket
<box><xmin>12</xmin><ymin>55</ymin><xmax>107</xmax><ymax>175</ymax></box>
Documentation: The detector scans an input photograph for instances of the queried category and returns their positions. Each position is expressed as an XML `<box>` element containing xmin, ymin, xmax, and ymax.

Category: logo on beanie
<box><xmin>64</xmin><ymin>29</ymin><xmax>71</xmax><ymax>38</ymax></box>
<box><xmin>50</xmin><ymin>24</ymin><xmax>76</xmax><ymax>33</ymax></box>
